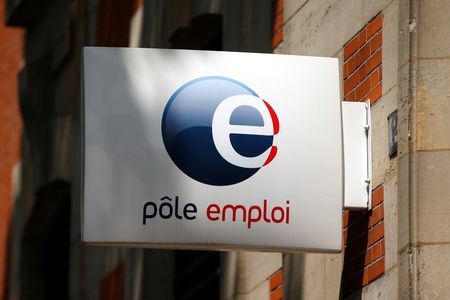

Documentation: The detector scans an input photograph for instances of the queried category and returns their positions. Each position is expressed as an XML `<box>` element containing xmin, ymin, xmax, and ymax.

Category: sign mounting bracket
<box><xmin>342</xmin><ymin>101</ymin><xmax>372</xmax><ymax>210</ymax></box>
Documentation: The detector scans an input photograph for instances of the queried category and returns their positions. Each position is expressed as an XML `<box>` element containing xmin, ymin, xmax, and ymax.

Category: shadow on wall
<box><xmin>21</xmin><ymin>180</ymin><xmax>71</xmax><ymax>300</ymax></box>
<box><xmin>341</xmin><ymin>211</ymin><xmax>369</xmax><ymax>298</ymax></box>
<box><xmin>169</xmin><ymin>14</ymin><xmax>222</xmax><ymax>50</ymax></box>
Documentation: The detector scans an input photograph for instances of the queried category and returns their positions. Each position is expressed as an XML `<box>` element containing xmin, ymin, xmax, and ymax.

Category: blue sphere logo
<box><xmin>161</xmin><ymin>76</ymin><xmax>279</xmax><ymax>186</ymax></box>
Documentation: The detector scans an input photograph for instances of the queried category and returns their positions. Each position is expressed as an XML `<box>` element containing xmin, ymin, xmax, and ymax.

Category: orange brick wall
<box><xmin>342</xmin><ymin>186</ymin><xmax>385</xmax><ymax>297</ymax></box>
<box><xmin>0</xmin><ymin>0</ymin><xmax>23</xmax><ymax>299</ymax></box>
<box><xmin>343</xmin><ymin>13</ymin><xmax>382</xmax><ymax>104</ymax></box>
<box><xmin>269</xmin><ymin>268</ymin><xmax>283</xmax><ymax>300</ymax></box>
<box><xmin>272</xmin><ymin>0</ymin><xmax>284</xmax><ymax>49</ymax></box>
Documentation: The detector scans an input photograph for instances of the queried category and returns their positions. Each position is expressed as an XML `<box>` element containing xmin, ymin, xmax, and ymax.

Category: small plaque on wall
<box><xmin>388</xmin><ymin>110</ymin><xmax>398</xmax><ymax>158</ymax></box>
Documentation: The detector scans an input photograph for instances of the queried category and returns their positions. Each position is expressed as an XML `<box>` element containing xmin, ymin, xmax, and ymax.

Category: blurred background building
<box><xmin>1</xmin><ymin>0</ymin><xmax>450</xmax><ymax>299</ymax></box>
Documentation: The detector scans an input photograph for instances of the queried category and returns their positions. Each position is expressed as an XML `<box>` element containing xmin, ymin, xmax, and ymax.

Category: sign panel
<box><xmin>342</xmin><ymin>102</ymin><xmax>372</xmax><ymax>210</ymax></box>
<box><xmin>82</xmin><ymin>47</ymin><xmax>342</xmax><ymax>252</ymax></box>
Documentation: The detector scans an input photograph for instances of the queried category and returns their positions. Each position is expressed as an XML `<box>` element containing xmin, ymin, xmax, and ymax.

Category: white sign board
<box><xmin>82</xmin><ymin>47</ymin><xmax>343</xmax><ymax>252</ymax></box>
<box><xmin>342</xmin><ymin>102</ymin><xmax>372</xmax><ymax>210</ymax></box>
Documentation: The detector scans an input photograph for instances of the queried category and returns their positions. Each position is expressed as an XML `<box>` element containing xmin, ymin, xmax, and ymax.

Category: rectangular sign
<box><xmin>342</xmin><ymin>101</ymin><xmax>372</xmax><ymax>210</ymax></box>
<box><xmin>82</xmin><ymin>47</ymin><xmax>343</xmax><ymax>252</ymax></box>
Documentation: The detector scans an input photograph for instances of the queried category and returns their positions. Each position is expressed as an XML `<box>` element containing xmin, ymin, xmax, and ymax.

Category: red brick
<box><xmin>355</xmin><ymin>77</ymin><xmax>371</xmax><ymax>100</ymax></box>
<box><xmin>344</xmin><ymin>90</ymin><xmax>356</xmax><ymax>102</ymax></box>
<box><xmin>367</xmin><ymin>82</ymin><xmax>382</xmax><ymax>104</ymax></box>
<box><xmin>344</xmin><ymin>71</ymin><xmax>360</xmax><ymax>95</ymax></box>
<box><xmin>344</xmin><ymin>36</ymin><xmax>360</xmax><ymax>61</ymax></box>
<box><xmin>372</xmin><ymin>185</ymin><xmax>384</xmax><ymax>207</ymax></box>
<box><xmin>270</xmin><ymin>269</ymin><xmax>283</xmax><ymax>290</ymax></box>
<box><xmin>273</xmin><ymin>0</ymin><xmax>284</xmax><ymax>16</ymax></box>
<box><xmin>369</xmin><ymin>203</ymin><xmax>384</xmax><ymax>227</ymax></box>
<box><xmin>272</xmin><ymin>28</ymin><xmax>283</xmax><ymax>49</ymax></box>
<box><xmin>345</xmin><ymin>64</ymin><xmax>368</xmax><ymax>94</ymax></box>
<box><xmin>368</xmin><ymin>222</ymin><xmax>384</xmax><ymax>247</ymax></box>
<box><xmin>358</xmin><ymin>62</ymin><xmax>368</xmax><ymax>79</ymax></box>
<box><xmin>272</xmin><ymin>12</ymin><xmax>284</xmax><ymax>33</ymax></box>
<box><xmin>357</xmin><ymin>29</ymin><xmax>367</xmax><ymax>49</ymax></box>
<box><xmin>367</xmin><ymin>14</ymin><xmax>382</xmax><ymax>38</ymax></box>
<box><xmin>364</xmin><ymin>250</ymin><xmax>372</xmax><ymax>266</ymax></box>
<box><xmin>366</xmin><ymin>49</ymin><xmax>382</xmax><ymax>74</ymax></box>
<box><xmin>371</xmin><ymin>240</ymin><xmax>383</xmax><ymax>261</ymax></box>
<box><xmin>270</xmin><ymin>285</ymin><xmax>283</xmax><ymax>300</ymax></box>
<box><xmin>370</xmin><ymin>67</ymin><xmax>381</xmax><ymax>87</ymax></box>
<box><xmin>347</xmin><ymin>56</ymin><xmax>356</xmax><ymax>75</ymax></box>
<box><xmin>348</xmin><ymin>44</ymin><xmax>370</xmax><ymax>75</ymax></box>
<box><xmin>343</xmin><ymin>210</ymin><xmax>349</xmax><ymax>227</ymax></box>
<box><xmin>344</xmin><ymin>28</ymin><xmax>367</xmax><ymax>61</ymax></box>
<box><xmin>370</xmin><ymin>31</ymin><xmax>382</xmax><ymax>54</ymax></box>
<box><xmin>363</xmin><ymin>267</ymin><xmax>370</xmax><ymax>285</ymax></box>
<box><xmin>344</xmin><ymin>62</ymin><xmax>349</xmax><ymax>79</ymax></box>
<box><xmin>368</xmin><ymin>257</ymin><xmax>385</xmax><ymax>283</ymax></box>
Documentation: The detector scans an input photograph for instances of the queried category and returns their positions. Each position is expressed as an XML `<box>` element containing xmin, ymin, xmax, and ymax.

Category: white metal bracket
<box><xmin>342</xmin><ymin>101</ymin><xmax>372</xmax><ymax>210</ymax></box>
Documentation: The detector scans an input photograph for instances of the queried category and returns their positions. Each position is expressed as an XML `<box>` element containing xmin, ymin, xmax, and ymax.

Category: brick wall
<box><xmin>342</xmin><ymin>186</ymin><xmax>385</xmax><ymax>297</ymax></box>
<box><xmin>269</xmin><ymin>268</ymin><xmax>283</xmax><ymax>300</ymax></box>
<box><xmin>99</xmin><ymin>262</ymin><xmax>125</xmax><ymax>300</ymax></box>
<box><xmin>341</xmin><ymin>14</ymin><xmax>384</xmax><ymax>296</ymax></box>
<box><xmin>343</xmin><ymin>14</ymin><xmax>382</xmax><ymax>104</ymax></box>
<box><xmin>272</xmin><ymin>0</ymin><xmax>284</xmax><ymax>49</ymax></box>
<box><xmin>0</xmin><ymin>0</ymin><xmax>23</xmax><ymax>298</ymax></box>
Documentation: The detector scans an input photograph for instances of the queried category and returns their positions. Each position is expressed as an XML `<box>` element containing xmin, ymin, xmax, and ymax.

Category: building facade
<box><xmin>0</xmin><ymin>0</ymin><xmax>22</xmax><ymax>298</ymax></box>
<box><xmin>2</xmin><ymin>0</ymin><xmax>450</xmax><ymax>299</ymax></box>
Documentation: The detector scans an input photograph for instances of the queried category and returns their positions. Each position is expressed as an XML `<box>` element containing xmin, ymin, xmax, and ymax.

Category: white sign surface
<box><xmin>342</xmin><ymin>102</ymin><xmax>372</xmax><ymax>210</ymax></box>
<box><xmin>82</xmin><ymin>47</ymin><xmax>343</xmax><ymax>252</ymax></box>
